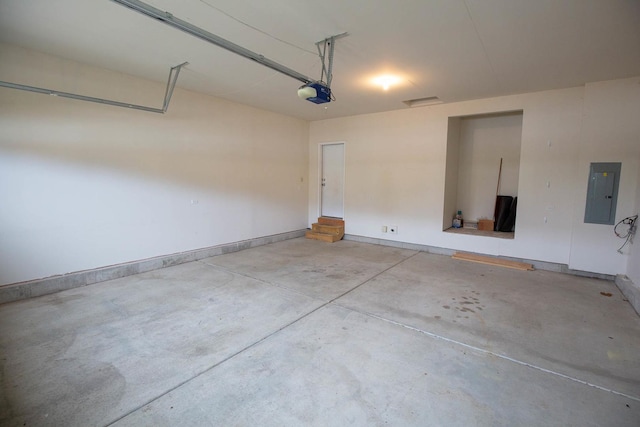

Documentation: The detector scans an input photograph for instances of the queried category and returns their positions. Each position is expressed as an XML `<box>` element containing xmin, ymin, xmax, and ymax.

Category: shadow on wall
<box><xmin>0</xmin><ymin>90</ymin><xmax>308</xmax><ymax>195</ymax></box>
<box><xmin>0</xmin><ymin>89</ymin><xmax>310</xmax><ymax>286</ymax></box>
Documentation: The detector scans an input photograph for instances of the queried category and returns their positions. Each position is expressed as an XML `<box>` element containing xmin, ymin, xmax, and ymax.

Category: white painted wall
<box><xmin>309</xmin><ymin>77</ymin><xmax>640</xmax><ymax>275</ymax></box>
<box><xmin>2</xmin><ymin>44</ymin><xmax>637</xmax><ymax>283</ymax></box>
<box><xmin>0</xmin><ymin>44</ymin><xmax>309</xmax><ymax>285</ymax></box>
<box><xmin>456</xmin><ymin>113</ymin><xmax>522</xmax><ymax>223</ymax></box>
<box><xmin>568</xmin><ymin>78</ymin><xmax>640</xmax><ymax>275</ymax></box>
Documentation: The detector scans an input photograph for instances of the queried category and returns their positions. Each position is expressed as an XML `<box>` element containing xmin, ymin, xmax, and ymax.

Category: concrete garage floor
<box><xmin>1</xmin><ymin>238</ymin><xmax>639</xmax><ymax>426</ymax></box>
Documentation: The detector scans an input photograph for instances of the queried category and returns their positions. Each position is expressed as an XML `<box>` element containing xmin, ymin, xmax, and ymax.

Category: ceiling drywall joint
<box><xmin>0</xmin><ymin>62</ymin><xmax>188</xmax><ymax>113</ymax></box>
<box><xmin>111</xmin><ymin>0</ymin><xmax>315</xmax><ymax>85</ymax></box>
<box><xmin>462</xmin><ymin>0</ymin><xmax>500</xmax><ymax>90</ymax></box>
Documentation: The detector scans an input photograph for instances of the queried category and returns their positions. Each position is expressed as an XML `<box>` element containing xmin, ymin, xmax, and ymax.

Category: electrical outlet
<box><xmin>390</xmin><ymin>225</ymin><xmax>398</xmax><ymax>234</ymax></box>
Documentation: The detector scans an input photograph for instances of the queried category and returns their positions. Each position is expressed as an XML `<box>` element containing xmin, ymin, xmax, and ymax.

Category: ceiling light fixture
<box><xmin>372</xmin><ymin>75</ymin><xmax>401</xmax><ymax>91</ymax></box>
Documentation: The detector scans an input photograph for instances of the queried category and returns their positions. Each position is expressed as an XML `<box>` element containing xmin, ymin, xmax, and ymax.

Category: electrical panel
<box><xmin>584</xmin><ymin>162</ymin><xmax>621</xmax><ymax>225</ymax></box>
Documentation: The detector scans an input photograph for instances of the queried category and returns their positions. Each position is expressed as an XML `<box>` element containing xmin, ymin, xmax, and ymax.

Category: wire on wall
<box><xmin>615</xmin><ymin>214</ymin><xmax>638</xmax><ymax>253</ymax></box>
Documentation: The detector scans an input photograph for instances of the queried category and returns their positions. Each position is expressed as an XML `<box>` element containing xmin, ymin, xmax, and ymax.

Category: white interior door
<box><xmin>321</xmin><ymin>143</ymin><xmax>344</xmax><ymax>218</ymax></box>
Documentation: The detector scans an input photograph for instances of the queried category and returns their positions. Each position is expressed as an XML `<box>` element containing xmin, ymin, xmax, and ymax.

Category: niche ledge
<box><xmin>444</xmin><ymin>227</ymin><xmax>514</xmax><ymax>240</ymax></box>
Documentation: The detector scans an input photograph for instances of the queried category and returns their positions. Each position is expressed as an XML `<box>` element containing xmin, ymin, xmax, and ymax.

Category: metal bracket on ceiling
<box><xmin>315</xmin><ymin>32</ymin><xmax>348</xmax><ymax>89</ymax></box>
<box><xmin>0</xmin><ymin>62</ymin><xmax>188</xmax><ymax>114</ymax></box>
<box><xmin>161</xmin><ymin>62</ymin><xmax>188</xmax><ymax>112</ymax></box>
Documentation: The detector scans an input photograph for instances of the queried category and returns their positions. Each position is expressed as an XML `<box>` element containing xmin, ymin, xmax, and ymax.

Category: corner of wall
<box><xmin>624</xmin><ymin>163</ymin><xmax>640</xmax><ymax>284</ymax></box>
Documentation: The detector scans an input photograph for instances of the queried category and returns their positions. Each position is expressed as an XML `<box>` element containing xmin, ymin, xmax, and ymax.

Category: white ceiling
<box><xmin>1</xmin><ymin>0</ymin><xmax>639</xmax><ymax>121</ymax></box>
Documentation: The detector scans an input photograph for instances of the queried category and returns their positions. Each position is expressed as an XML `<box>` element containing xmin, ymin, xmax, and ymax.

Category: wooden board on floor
<box><xmin>452</xmin><ymin>252</ymin><xmax>534</xmax><ymax>271</ymax></box>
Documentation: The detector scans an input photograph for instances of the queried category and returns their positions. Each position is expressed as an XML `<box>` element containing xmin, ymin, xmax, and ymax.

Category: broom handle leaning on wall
<box><xmin>496</xmin><ymin>157</ymin><xmax>503</xmax><ymax>198</ymax></box>
<box><xmin>494</xmin><ymin>158</ymin><xmax>503</xmax><ymax>221</ymax></box>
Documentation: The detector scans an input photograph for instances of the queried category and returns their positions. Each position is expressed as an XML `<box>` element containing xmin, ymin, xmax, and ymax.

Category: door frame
<box><xmin>318</xmin><ymin>141</ymin><xmax>346</xmax><ymax>219</ymax></box>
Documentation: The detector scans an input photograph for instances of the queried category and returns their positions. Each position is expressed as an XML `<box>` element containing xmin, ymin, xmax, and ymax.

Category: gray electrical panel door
<box><xmin>584</xmin><ymin>162</ymin><xmax>621</xmax><ymax>225</ymax></box>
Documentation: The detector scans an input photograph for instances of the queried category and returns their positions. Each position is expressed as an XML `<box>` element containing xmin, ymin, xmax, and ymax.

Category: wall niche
<box><xmin>443</xmin><ymin>111</ymin><xmax>523</xmax><ymax>238</ymax></box>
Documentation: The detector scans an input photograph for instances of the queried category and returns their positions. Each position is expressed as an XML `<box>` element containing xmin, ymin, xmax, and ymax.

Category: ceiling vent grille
<box><xmin>403</xmin><ymin>96</ymin><xmax>442</xmax><ymax>107</ymax></box>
